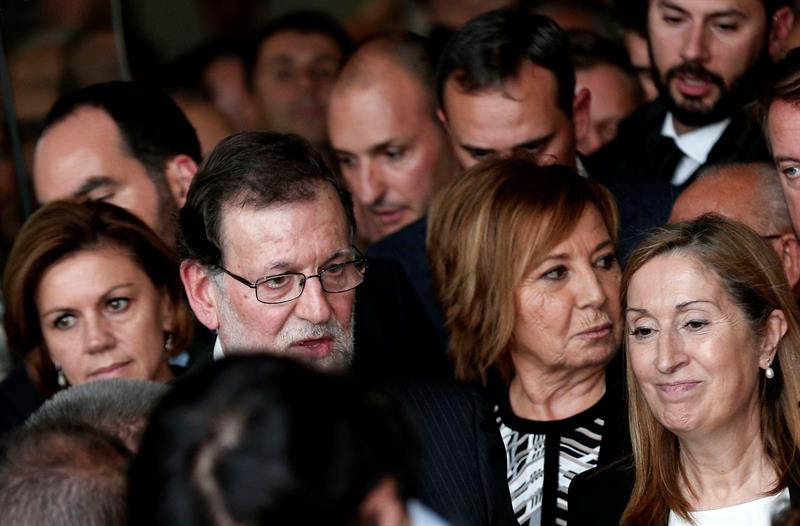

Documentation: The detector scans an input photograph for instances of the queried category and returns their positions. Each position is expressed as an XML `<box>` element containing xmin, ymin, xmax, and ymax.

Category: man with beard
<box><xmin>589</xmin><ymin>0</ymin><xmax>794</xmax><ymax>256</ymax></box>
<box><xmin>177</xmin><ymin>132</ymin><xmax>517</xmax><ymax>526</ymax></box>
<box><xmin>178</xmin><ymin>132</ymin><xmax>363</xmax><ymax>371</ymax></box>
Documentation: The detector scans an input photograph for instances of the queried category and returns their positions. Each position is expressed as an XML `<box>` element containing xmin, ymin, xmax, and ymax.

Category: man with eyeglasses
<box><xmin>177</xmin><ymin>131</ymin><xmax>364</xmax><ymax>371</ymax></box>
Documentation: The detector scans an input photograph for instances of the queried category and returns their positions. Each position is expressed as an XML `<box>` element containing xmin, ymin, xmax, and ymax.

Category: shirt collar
<box><xmin>661</xmin><ymin>113</ymin><xmax>731</xmax><ymax>164</ymax></box>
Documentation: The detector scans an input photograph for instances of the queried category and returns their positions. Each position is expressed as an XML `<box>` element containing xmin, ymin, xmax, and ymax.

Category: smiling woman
<box><xmin>0</xmin><ymin>200</ymin><xmax>193</xmax><ymax>431</ymax></box>
<box><xmin>569</xmin><ymin>215</ymin><xmax>800</xmax><ymax>526</ymax></box>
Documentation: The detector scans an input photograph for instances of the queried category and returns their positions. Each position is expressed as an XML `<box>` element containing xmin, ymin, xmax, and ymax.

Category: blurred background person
<box><xmin>669</xmin><ymin>161</ymin><xmax>800</xmax><ymax>290</ymax></box>
<box><xmin>129</xmin><ymin>355</ymin><xmax>448</xmax><ymax>526</ymax></box>
<box><xmin>570</xmin><ymin>215</ymin><xmax>800</xmax><ymax>525</ymax></box>
<box><xmin>328</xmin><ymin>32</ymin><xmax>457</xmax><ymax>244</ymax></box>
<box><xmin>0</xmin><ymin>422</ymin><xmax>130</xmax><ymax>526</ymax></box>
<box><xmin>0</xmin><ymin>200</ymin><xmax>192</xmax><ymax>431</ymax></box>
<box><xmin>246</xmin><ymin>10</ymin><xmax>353</xmax><ymax>148</ymax></box>
<box><xmin>428</xmin><ymin>156</ymin><xmax>629</xmax><ymax>525</ymax></box>
<box><xmin>25</xmin><ymin>378</ymin><xmax>169</xmax><ymax>452</ymax></box>
<box><xmin>570</xmin><ymin>30</ymin><xmax>645</xmax><ymax>155</ymax></box>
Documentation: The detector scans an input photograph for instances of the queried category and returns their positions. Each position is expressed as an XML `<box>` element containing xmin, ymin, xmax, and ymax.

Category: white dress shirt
<box><xmin>661</xmin><ymin>113</ymin><xmax>731</xmax><ymax>186</ymax></box>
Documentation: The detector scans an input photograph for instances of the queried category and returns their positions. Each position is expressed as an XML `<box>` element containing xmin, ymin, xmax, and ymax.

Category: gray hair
<box><xmin>26</xmin><ymin>378</ymin><xmax>169</xmax><ymax>452</ymax></box>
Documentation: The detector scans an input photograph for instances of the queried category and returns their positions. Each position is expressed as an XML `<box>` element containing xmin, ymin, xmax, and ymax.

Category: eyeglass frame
<box><xmin>214</xmin><ymin>246</ymin><xmax>367</xmax><ymax>305</ymax></box>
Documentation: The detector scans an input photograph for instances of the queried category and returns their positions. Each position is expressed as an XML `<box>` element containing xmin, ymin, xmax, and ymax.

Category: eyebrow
<box><xmin>41</xmin><ymin>283</ymin><xmax>135</xmax><ymax>317</ymax></box>
<box><xmin>658</xmin><ymin>1</ymin><xmax>745</xmax><ymax>20</ymax></box>
<box><xmin>72</xmin><ymin>176</ymin><xmax>116</xmax><ymax>198</ymax></box>
<box><xmin>257</xmin><ymin>248</ymin><xmax>355</xmax><ymax>276</ymax></box>
<box><xmin>460</xmin><ymin>135</ymin><xmax>554</xmax><ymax>157</ymax></box>
<box><xmin>537</xmin><ymin>239</ymin><xmax>615</xmax><ymax>264</ymax></box>
<box><xmin>774</xmin><ymin>156</ymin><xmax>800</xmax><ymax>164</ymax></box>
<box><xmin>625</xmin><ymin>299</ymin><xmax>714</xmax><ymax>316</ymax></box>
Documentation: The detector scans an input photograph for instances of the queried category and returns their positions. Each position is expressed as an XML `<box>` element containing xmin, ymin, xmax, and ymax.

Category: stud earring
<box><xmin>56</xmin><ymin>366</ymin><xmax>67</xmax><ymax>388</ymax></box>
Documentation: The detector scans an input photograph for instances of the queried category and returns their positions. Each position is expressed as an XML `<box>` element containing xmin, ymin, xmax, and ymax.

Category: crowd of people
<box><xmin>3</xmin><ymin>0</ymin><xmax>800</xmax><ymax>525</ymax></box>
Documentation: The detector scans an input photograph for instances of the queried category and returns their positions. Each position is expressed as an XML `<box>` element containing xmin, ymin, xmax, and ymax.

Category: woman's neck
<box><xmin>508</xmin><ymin>360</ymin><xmax>606</xmax><ymax>421</ymax></box>
<box><xmin>679</xmin><ymin>414</ymin><xmax>778</xmax><ymax>511</ymax></box>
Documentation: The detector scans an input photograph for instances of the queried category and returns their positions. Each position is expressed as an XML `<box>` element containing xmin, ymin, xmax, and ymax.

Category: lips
<box><xmin>657</xmin><ymin>381</ymin><xmax>700</xmax><ymax>396</ymax></box>
<box><xmin>88</xmin><ymin>360</ymin><xmax>133</xmax><ymax>380</ymax></box>
<box><xmin>292</xmin><ymin>338</ymin><xmax>333</xmax><ymax>359</ymax></box>
<box><xmin>675</xmin><ymin>74</ymin><xmax>714</xmax><ymax>98</ymax></box>
<box><xmin>575</xmin><ymin>323</ymin><xmax>613</xmax><ymax>339</ymax></box>
<box><xmin>370</xmin><ymin>206</ymin><xmax>409</xmax><ymax>226</ymax></box>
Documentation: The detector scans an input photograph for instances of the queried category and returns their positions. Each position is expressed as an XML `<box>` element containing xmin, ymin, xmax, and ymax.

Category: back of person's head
<box><xmin>427</xmin><ymin>155</ymin><xmax>619</xmax><ymax>384</ymax></box>
<box><xmin>177</xmin><ymin>131</ymin><xmax>354</xmax><ymax>268</ymax></box>
<box><xmin>569</xmin><ymin>30</ymin><xmax>637</xmax><ymax>75</ymax></box>
<box><xmin>41</xmin><ymin>81</ymin><xmax>202</xmax><ymax>178</ymax></box>
<box><xmin>245</xmin><ymin>10</ymin><xmax>353</xmax><ymax>85</ymax></box>
<box><xmin>26</xmin><ymin>379</ymin><xmax>169</xmax><ymax>452</ymax></box>
<box><xmin>2</xmin><ymin>200</ymin><xmax>192</xmax><ymax>391</ymax></box>
<box><xmin>0</xmin><ymin>422</ymin><xmax>130</xmax><ymax>526</ymax></box>
<box><xmin>435</xmin><ymin>9</ymin><xmax>575</xmax><ymax>115</ymax></box>
<box><xmin>128</xmin><ymin>355</ymin><xmax>418</xmax><ymax>526</ymax></box>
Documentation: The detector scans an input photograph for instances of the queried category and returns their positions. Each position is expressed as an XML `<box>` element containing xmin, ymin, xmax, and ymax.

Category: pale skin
<box><xmin>508</xmin><ymin>206</ymin><xmax>622</xmax><ymax>421</ymax></box>
<box><xmin>627</xmin><ymin>253</ymin><xmax>786</xmax><ymax>509</ymax></box>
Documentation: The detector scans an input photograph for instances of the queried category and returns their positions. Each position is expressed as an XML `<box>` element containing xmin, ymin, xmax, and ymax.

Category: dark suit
<box><xmin>569</xmin><ymin>458</ymin><xmax>800</xmax><ymax>525</ymax></box>
<box><xmin>588</xmin><ymin>99</ymin><xmax>770</xmax><ymax>258</ymax></box>
<box><xmin>382</xmin><ymin>377</ymin><xmax>518</xmax><ymax>526</ymax></box>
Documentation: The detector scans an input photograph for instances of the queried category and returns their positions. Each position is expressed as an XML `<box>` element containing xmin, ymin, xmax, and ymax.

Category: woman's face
<box><xmin>36</xmin><ymin>246</ymin><xmax>174</xmax><ymax>385</ymax></box>
<box><xmin>626</xmin><ymin>253</ymin><xmax>782</xmax><ymax>438</ymax></box>
<box><xmin>512</xmin><ymin>205</ymin><xmax>622</xmax><ymax>374</ymax></box>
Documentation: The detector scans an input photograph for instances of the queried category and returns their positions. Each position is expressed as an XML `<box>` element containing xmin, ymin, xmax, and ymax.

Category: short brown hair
<box><xmin>2</xmin><ymin>200</ymin><xmax>193</xmax><ymax>394</ymax></box>
<box><xmin>427</xmin><ymin>156</ymin><xmax>619</xmax><ymax>384</ymax></box>
<box><xmin>754</xmin><ymin>48</ymin><xmax>800</xmax><ymax>147</ymax></box>
<box><xmin>620</xmin><ymin>215</ymin><xmax>800</xmax><ymax>525</ymax></box>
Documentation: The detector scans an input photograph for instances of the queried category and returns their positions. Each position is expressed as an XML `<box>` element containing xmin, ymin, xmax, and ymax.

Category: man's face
<box><xmin>33</xmin><ymin>107</ymin><xmax>174</xmax><ymax>240</ymax></box>
<box><xmin>647</xmin><ymin>0</ymin><xmax>770</xmax><ymax>128</ymax></box>
<box><xmin>576</xmin><ymin>63</ymin><xmax>644</xmax><ymax>155</ymax></box>
<box><xmin>253</xmin><ymin>30</ymin><xmax>343</xmax><ymax>145</ymax></box>
<box><xmin>769</xmin><ymin>99</ymin><xmax>800</xmax><ymax>234</ymax></box>
<box><xmin>197</xmin><ymin>184</ymin><xmax>356</xmax><ymax>371</ymax></box>
<box><xmin>328</xmin><ymin>63</ymin><xmax>456</xmax><ymax>242</ymax></box>
<box><xmin>440</xmin><ymin>61</ymin><xmax>580</xmax><ymax>170</ymax></box>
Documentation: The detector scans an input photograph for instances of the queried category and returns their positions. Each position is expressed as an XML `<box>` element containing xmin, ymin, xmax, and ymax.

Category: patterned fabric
<box><xmin>495</xmin><ymin>395</ymin><xmax>606</xmax><ymax>526</ymax></box>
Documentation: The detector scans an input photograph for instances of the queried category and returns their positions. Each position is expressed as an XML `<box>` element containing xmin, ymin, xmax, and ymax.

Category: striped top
<box><xmin>494</xmin><ymin>392</ymin><xmax>608</xmax><ymax>526</ymax></box>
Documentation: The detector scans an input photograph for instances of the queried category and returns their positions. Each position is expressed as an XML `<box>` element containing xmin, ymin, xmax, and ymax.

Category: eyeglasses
<box><xmin>215</xmin><ymin>247</ymin><xmax>367</xmax><ymax>304</ymax></box>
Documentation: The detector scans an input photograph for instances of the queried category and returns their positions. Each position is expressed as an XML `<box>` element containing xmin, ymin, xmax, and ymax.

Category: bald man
<box><xmin>670</xmin><ymin>162</ymin><xmax>800</xmax><ymax>288</ymax></box>
<box><xmin>328</xmin><ymin>32</ymin><xmax>458</xmax><ymax>243</ymax></box>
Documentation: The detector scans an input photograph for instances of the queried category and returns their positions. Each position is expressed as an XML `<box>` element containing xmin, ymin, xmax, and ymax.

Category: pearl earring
<box><xmin>766</xmin><ymin>361</ymin><xmax>775</xmax><ymax>380</ymax></box>
<box><xmin>56</xmin><ymin>367</ymin><xmax>67</xmax><ymax>388</ymax></box>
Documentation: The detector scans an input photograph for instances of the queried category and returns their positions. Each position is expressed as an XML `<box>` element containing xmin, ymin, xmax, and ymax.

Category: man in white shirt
<box><xmin>590</xmin><ymin>0</ymin><xmax>794</xmax><ymax>256</ymax></box>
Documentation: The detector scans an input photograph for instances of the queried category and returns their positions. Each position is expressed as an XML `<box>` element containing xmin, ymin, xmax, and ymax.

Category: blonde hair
<box><xmin>427</xmin><ymin>156</ymin><xmax>619</xmax><ymax>384</ymax></box>
<box><xmin>620</xmin><ymin>215</ymin><xmax>800</xmax><ymax>525</ymax></box>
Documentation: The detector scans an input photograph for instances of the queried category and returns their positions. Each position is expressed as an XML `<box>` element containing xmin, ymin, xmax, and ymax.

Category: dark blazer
<box><xmin>0</xmin><ymin>365</ymin><xmax>45</xmax><ymax>433</ymax></box>
<box><xmin>569</xmin><ymin>458</ymin><xmax>800</xmax><ymax>525</ymax></box>
<box><xmin>588</xmin><ymin>98</ymin><xmax>770</xmax><ymax>258</ymax></box>
<box><xmin>382</xmin><ymin>377</ymin><xmax>518</xmax><ymax>526</ymax></box>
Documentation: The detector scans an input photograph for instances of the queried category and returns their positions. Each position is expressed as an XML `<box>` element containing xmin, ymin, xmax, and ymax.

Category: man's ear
<box><xmin>572</xmin><ymin>87</ymin><xmax>591</xmax><ymax>144</ymax></box>
<box><xmin>164</xmin><ymin>154</ymin><xmax>199</xmax><ymax>208</ymax></box>
<box><xmin>770</xmin><ymin>6</ymin><xmax>795</xmax><ymax>59</ymax></box>
<box><xmin>180</xmin><ymin>260</ymin><xmax>220</xmax><ymax>331</ymax></box>
<box><xmin>436</xmin><ymin>107</ymin><xmax>449</xmax><ymax>132</ymax></box>
<box><xmin>777</xmin><ymin>233</ymin><xmax>800</xmax><ymax>289</ymax></box>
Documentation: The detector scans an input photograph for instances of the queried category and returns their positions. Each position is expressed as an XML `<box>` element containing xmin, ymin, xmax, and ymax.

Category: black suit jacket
<box><xmin>588</xmin><ymin>99</ymin><xmax>770</xmax><ymax>258</ymax></box>
<box><xmin>382</xmin><ymin>377</ymin><xmax>518</xmax><ymax>526</ymax></box>
<box><xmin>569</xmin><ymin>458</ymin><xmax>800</xmax><ymax>525</ymax></box>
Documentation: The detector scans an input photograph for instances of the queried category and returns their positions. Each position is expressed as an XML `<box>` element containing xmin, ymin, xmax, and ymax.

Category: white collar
<box><xmin>660</xmin><ymin>113</ymin><xmax>731</xmax><ymax>164</ymax></box>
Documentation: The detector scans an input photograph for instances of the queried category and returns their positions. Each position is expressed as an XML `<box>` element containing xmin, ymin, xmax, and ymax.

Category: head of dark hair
<box><xmin>245</xmin><ymin>10</ymin><xmax>353</xmax><ymax>86</ymax></box>
<box><xmin>41</xmin><ymin>81</ymin><xmax>202</xmax><ymax>185</ymax></box>
<box><xmin>435</xmin><ymin>9</ymin><xmax>575</xmax><ymax>115</ymax></box>
<box><xmin>756</xmin><ymin>47</ymin><xmax>800</xmax><ymax>143</ymax></box>
<box><xmin>177</xmin><ymin>131</ymin><xmax>355</xmax><ymax>267</ymax></box>
<box><xmin>128</xmin><ymin>355</ymin><xmax>419</xmax><ymax>526</ymax></box>
<box><xmin>2</xmin><ymin>200</ymin><xmax>193</xmax><ymax>393</ymax></box>
<box><xmin>0</xmin><ymin>422</ymin><xmax>130</xmax><ymax>526</ymax></box>
<box><xmin>569</xmin><ymin>30</ymin><xmax>636</xmax><ymax>74</ymax></box>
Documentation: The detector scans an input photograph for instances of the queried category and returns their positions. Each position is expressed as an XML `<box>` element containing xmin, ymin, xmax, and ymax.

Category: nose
<box><xmin>680</xmin><ymin>22</ymin><xmax>710</xmax><ymax>63</ymax></box>
<box><xmin>84</xmin><ymin>315</ymin><xmax>116</xmax><ymax>354</ymax></box>
<box><xmin>655</xmin><ymin>328</ymin><xmax>688</xmax><ymax>375</ymax></box>
<box><xmin>294</xmin><ymin>276</ymin><xmax>333</xmax><ymax>324</ymax></box>
<box><xmin>576</xmin><ymin>268</ymin><xmax>608</xmax><ymax>309</ymax></box>
<box><xmin>354</xmin><ymin>161</ymin><xmax>386</xmax><ymax>206</ymax></box>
